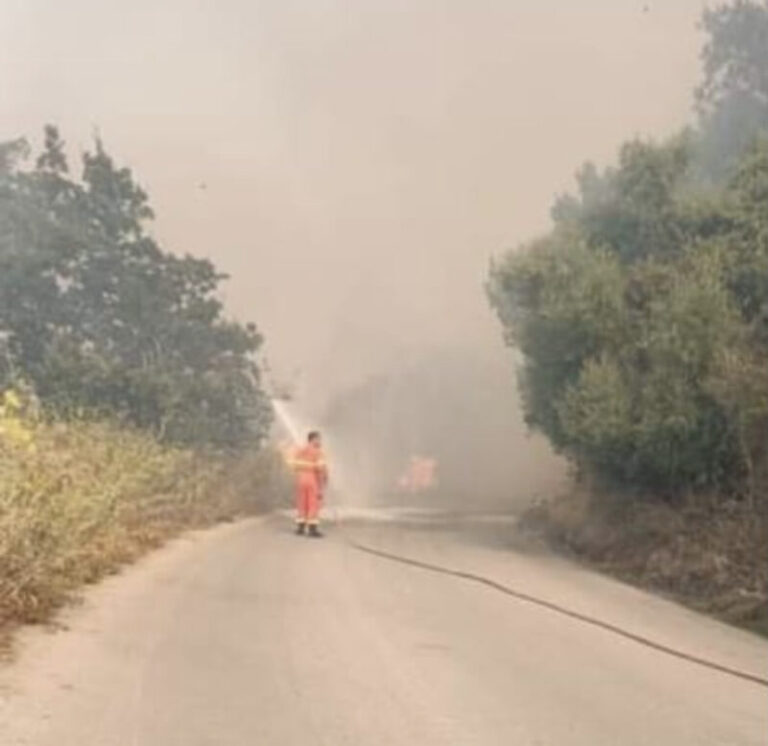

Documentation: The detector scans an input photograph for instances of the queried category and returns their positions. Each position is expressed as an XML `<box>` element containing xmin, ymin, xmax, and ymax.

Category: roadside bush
<box><xmin>519</xmin><ymin>487</ymin><xmax>768</xmax><ymax>633</ymax></box>
<box><xmin>0</xmin><ymin>391</ymin><xmax>290</xmax><ymax>630</ymax></box>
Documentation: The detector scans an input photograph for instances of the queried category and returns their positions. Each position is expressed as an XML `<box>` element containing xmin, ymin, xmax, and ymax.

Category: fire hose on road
<box><xmin>340</xmin><ymin>528</ymin><xmax>768</xmax><ymax>690</ymax></box>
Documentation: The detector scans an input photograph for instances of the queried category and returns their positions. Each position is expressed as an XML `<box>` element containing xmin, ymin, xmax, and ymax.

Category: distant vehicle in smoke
<box><xmin>397</xmin><ymin>456</ymin><xmax>438</xmax><ymax>494</ymax></box>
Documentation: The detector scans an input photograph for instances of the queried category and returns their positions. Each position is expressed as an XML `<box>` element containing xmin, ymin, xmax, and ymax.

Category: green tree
<box><xmin>0</xmin><ymin>127</ymin><xmax>271</xmax><ymax>448</ymax></box>
<box><xmin>489</xmin><ymin>137</ymin><xmax>764</xmax><ymax>498</ymax></box>
<box><xmin>696</xmin><ymin>1</ymin><xmax>768</xmax><ymax>178</ymax></box>
<box><xmin>488</xmin><ymin>235</ymin><xmax>626</xmax><ymax>448</ymax></box>
<box><xmin>552</xmin><ymin>136</ymin><xmax>733</xmax><ymax>262</ymax></box>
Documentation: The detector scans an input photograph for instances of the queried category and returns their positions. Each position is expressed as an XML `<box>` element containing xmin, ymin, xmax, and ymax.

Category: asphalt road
<box><xmin>1</xmin><ymin>510</ymin><xmax>766</xmax><ymax>745</ymax></box>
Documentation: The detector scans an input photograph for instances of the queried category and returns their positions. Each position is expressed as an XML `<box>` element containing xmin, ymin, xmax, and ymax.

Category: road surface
<box><xmin>1</xmin><ymin>510</ymin><xmax>766</xmax><ymax>745</ymax></box>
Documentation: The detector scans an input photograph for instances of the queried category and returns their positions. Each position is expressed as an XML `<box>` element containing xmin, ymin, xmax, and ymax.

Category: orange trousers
<box><xmin>296</xmin><ymin>477</ymin><xmax>321</xmax><ymax>525</ymax></box>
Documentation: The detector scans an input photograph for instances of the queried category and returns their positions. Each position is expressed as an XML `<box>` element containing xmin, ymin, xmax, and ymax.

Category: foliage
<box><xmin>695</xmin><ymin>1</ymin><xmax>768</xmax><ymax>178</ymax></box>
<box><xmin>0</xmin><ymin>127</ymin><xmax>271</xmax><ymax>447</ymax></box>
<box><xmin>489</xmin><ymin>138</ymin><xmax>768</xmax><ymax>499</ymax></box>
<box><xmin>489</xmin><ymin>3</ymin><xmax>768</xmax><ymax>502</ymax></box>
<box><xmin>520</xmin><ymin>487</ymin><xmax>768</xmax><ymax>632</ymax></box>
<box><xmin>0</xmin><ymin>388</ymin><xmax>290</xmax><ymax>629</ymax></box>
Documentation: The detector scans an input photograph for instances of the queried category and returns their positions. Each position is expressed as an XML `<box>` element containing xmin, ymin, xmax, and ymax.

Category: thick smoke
<box><xmin>323</xmin><ymin>345</ymin><xmax>566</xmax><ymax>509</ymax></box>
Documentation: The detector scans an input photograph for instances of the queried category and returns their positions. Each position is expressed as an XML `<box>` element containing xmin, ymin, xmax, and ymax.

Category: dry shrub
<box><xmin>0</xmin><ymin>405</ymin><xmax>290</xmax><ymax>630</ymax></box>
<box><xmin>519</xmin><ymin>486</ymin><xmax>768</xmax><ymax>633</ymax></box>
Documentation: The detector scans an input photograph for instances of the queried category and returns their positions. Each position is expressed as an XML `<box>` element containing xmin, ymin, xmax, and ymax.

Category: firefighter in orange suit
<box><xmin>291</xmin><ymin>430</ymin><xmax>328</xmax><ymax>537</ymax></box>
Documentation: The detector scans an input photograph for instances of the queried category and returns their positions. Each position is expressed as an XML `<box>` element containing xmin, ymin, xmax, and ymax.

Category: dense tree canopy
<box><xmin>489</xmin><ymin>137</ymin><xmax>768</xmax><ymax>498</ymax></box>
<box><xmin>0</xmin><ymin>127</ymin><xmax>271</xmax><ymax>447</ymax></box>
<box><xmin>489</xmin><ymin>0</ymin><xmax>768</xmax><ymax>499</ymax></box>
<box><xmin>489</xmin><ymin>2</ymin><xmax>768</xmax><ymax>501</ymax></box>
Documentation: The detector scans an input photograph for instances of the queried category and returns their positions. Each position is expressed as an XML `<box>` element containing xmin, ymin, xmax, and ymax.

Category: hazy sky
<box><xmin>2</xmin><ymin>0</ymin><xmax>708</xmax><ymax>412</ymax></box>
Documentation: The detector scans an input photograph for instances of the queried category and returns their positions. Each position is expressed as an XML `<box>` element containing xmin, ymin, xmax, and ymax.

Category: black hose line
<box><xmin>347</xmin><ymin>538</ymin><xmax>768</xmax><ymax>690</ymax></box>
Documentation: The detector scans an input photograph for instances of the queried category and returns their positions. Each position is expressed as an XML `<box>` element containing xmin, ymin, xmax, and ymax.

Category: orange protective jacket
<box><xmin>290</xmin><ymin>444</ymin><xmax>328</xmax><ymax>491</ymax></box>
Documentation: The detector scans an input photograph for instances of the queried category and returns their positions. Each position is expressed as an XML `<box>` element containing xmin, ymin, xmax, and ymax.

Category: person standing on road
<box><xmin>291</xmin><ymin>430</ymin><xmax>328</xmax><ymax>537</ymax></box>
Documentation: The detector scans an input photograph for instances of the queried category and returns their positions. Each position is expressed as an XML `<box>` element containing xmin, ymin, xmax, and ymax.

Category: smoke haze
<box><xmin>2</xmin><ymin>0</ymin><xmax>708</xmax><ymax>504</ymax></box>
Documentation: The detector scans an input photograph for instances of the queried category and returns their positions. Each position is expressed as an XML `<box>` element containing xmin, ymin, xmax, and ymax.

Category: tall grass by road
<box><xmin>0</xmin><ymin>391</ymin><xmax>289</xmax><ymax>636</ymax></box>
